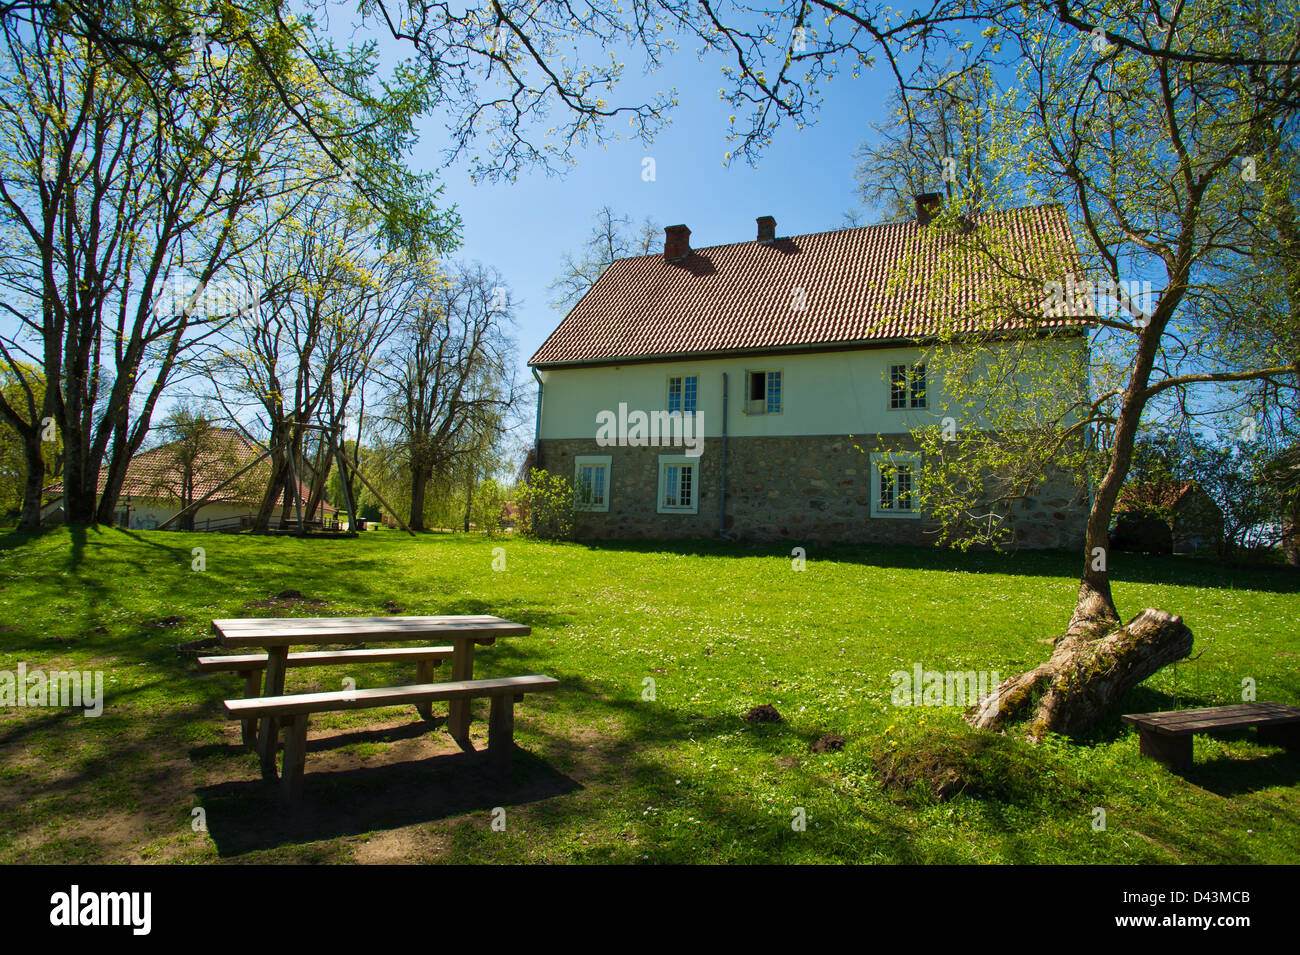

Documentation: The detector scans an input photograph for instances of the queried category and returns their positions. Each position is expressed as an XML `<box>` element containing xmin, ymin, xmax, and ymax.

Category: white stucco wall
<box><xmin>537</xmin><ymin>346</ymin><xmax>934</xmax><ymax>440</ymax></box>
<box><xmin>39</xmin><ymin>498</ymin><xmax>254</xmax><ymax>530</ymax></box>
<box><xmin>536</xmin><ymin>339</ymin><xmax>1088</xmax><ymax>442</ymax></box>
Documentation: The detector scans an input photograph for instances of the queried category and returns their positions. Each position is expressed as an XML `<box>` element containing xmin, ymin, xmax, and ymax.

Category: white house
<box><xmin>528</xmin><ymin>199</ymin><xmax>1091</xmax><ymax>547</ymax></box>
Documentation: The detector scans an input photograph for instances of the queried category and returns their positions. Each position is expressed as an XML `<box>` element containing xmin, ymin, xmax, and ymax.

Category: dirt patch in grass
<box><xmin>811</xmin><ymin>734</ymin><xmax>845</xmax><ymax>753</ymax></box>
<box><xmin>742</xmin><ymin>704</ymin><xmax>783</xmax><ymax>723</ymax></box>
<box><xmin>351</xmin><ymin>825</ymin><xmax>449</xmax><ymax>863</ymax></box>
<box><xmin>243</xmin><ymin>590</ymin><xmax>329</xmax><ymax>611</ymax></box>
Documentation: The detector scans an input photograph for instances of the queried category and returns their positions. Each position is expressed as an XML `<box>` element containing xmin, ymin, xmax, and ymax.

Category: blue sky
<box><xmin>405</xmin><ymin>47</ymin><xmax>897</xmax><ymax>384</ymax></box>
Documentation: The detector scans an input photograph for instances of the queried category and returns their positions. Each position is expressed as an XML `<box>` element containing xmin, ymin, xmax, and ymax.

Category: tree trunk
<box><xmin>1283</xmin><ymin>501</ymin><xmax>1300</xmax><ymax>567</ymax></box>
<box><xmin>463</xmin><ymin>469</ymin><xmax>474</xmax><ymax>533</ymax></box>
<box><xmin>18</xmin><ymin>430</ymin><xmax>44</xmax><ymax>529</ymax></box>
<box><xmin>967</xmin><ymin>609</ymin><xmax>1194</xmax><ymax>739</ymax></box>
<box><xmin>409</xmin><ymin>467</ymin><xmax>428</xmax><ymax>531</ymax></box>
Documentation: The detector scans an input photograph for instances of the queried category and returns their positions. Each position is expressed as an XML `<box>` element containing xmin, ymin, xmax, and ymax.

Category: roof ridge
<box><xmin>603</xmin><ymin>201</ymin><xmax>1068</xmax><ymax>264</ymax></box>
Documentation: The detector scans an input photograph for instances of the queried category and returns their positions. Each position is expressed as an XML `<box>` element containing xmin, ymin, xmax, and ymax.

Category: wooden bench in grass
<box><xmin>224</xmin><ymin>674</ymin><xmax>559</xmax><ymax>805</ymax></box>
<box><xmin>1122</xmin><ymin>702</ymin><xmax>1300</xmax><ymax>770</ymax></box>
<box><xmin>198</xmin><ymin>647</ymin><xmax>456</xmax><ymax>744</ymax></box>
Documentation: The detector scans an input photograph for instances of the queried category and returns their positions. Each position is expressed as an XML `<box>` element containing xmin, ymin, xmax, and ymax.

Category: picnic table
<box><xmin>210</xmin><ymin>615</ymin><xmax>531</xmax><ymax>773</ymax></box>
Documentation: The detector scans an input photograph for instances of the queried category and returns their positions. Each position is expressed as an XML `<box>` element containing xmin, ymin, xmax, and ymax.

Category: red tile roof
<box><xmin>530</xmin><ymin>203</ymin><xmax>1090</xmax><ymax>366</ymax></box>
<box><xmin>43</xmin><ymin>427</ymin><xmax>337</xmax><ymax>514</ymax></box>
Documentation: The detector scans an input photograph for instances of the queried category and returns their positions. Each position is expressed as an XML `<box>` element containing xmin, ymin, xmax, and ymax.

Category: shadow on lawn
<box><xmin>197</xmin><ymin>745</ymin><xmax>583</xmax><ymax>857</ymax></box>
<box><xmin>574</xmin><ymin>537</ymin><xmax>1300</xmax><ymax>595</ymax></box>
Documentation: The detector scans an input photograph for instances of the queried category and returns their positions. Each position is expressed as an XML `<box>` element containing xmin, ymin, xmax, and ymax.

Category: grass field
<box><xmin>1</xmin><ymin>525</ymin><xmax>1297</xmax><ymax>864</ymax></box>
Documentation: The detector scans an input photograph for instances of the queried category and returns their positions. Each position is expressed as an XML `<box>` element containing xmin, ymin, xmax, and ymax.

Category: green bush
<box><xmin>516</xmin><ymin>468</ymin><xmax>575</xmax><ymax>540</ymax></box>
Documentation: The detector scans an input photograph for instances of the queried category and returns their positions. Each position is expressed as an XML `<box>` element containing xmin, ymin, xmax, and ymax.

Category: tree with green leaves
<box><xmin>374</xmin><ymin>261</ymin><xmax>519</xmax><ymax>530</ymax></box>
<box><xmin>0</xmin><ymin>1</ymin><xmax>454</xmax><ymax>529</ymax></box>
<box><xmin>844</xmin><ymin>1</ymin><xmax>1299</xmax><ymax>735</ymax></box>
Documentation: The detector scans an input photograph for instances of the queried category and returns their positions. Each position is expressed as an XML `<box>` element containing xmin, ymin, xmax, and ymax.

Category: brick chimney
<box><xmin>915</xmin><ymin>192</ymin><xmax>942</xmax><ymax>227</ymax></box>
<box><xmin>664</xmin><ymin>224</ymin><xmax>691</xmax><ymax>262</ymax></box>
<box><xmin>756</xmin><ymin>215</ymin><xmax>776</xmax><ymax>244</ymax></box>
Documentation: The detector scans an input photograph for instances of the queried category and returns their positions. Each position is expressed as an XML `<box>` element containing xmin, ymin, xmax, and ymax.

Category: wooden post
<box><xmin>1138</xmin><ymin>729</ymin><xmax>1192</xmax><ymax>771</ymax></box>
<box><xmin>157</xmin><ymin>445</ymin><xmax>275</xmax><ymax>530</ymax></box>
<box><xmin>258</xmin><ymin>646</ymin><xmax>289</xmax><ymax>780</ymax></box>
<box><xmin>280</xmin><ymin>714</ymin><xmax>309</xmax><ymax>807</ymax></box>
<box><xmin>447</xmin><ymin>639</ymin><xmax>476</xmax><ymax>747</ymax></box>
<box><xmin>330</xmin><ymin>436</ymin><xmax>358</xmax><ymax>533</ymax></box>
<box><xmin>348</xmin><ymin>462</ymin><xmax>416</xmax><ymax>536</ymax></box>
<box><xmin>239</xmin><ymin>668</ymin><xmax>263</xmax><ymax>747</ymax></box>
<box><xmin>488</xmin><ymin>693</ymin><xmax>515</xmax><ymax>774</ymax></box>
<box><xmin>415</xmin><ymin>658</ymin><xmax>439</xmax><ymax>721</ymax></box>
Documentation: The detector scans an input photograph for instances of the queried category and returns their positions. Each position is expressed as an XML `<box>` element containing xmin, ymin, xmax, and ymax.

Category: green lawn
<box><xmin>1</xmin><ymin>525</ymin><xmax>1297</xmax><ymax>863</ymax></box>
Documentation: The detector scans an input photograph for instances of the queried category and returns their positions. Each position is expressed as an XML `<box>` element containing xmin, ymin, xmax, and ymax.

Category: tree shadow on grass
<box><xmin>1180</xmin><ymin>737</ymin><xmax>1300</xmax><ymax>798</ymax></box>
<box><xmin>197</xmin><ymin>748</ymin><xmax>583</xmax><ymax>857</ymax></box>
<box><xmin>571</xmin><ymin>537</ymin><xmax>1300</xmax><ymax>595</ymax></box>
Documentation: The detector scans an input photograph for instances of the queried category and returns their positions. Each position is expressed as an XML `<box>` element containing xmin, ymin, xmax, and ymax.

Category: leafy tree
<box><xmin>841</xmin><ymin>1</ymin><xmax>1299</xmax><ymax>734</ymax></box>
<box><xmin>144</xmin><ymin>404</ymin><xmax>239</xmax><ymax>530</ymax></box>
<box><xmin>375</xmin><ymin>262</ymin><xmax>519</xmax><ymax>530</ymax></box>
<box><xmin>0</xmin><ymin>2</ymin><xmax>454</xmax><ymax>528</ymax></box>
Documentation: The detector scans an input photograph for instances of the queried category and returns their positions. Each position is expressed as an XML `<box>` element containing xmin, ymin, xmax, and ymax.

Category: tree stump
<box><xmin>966</xmin><ymin>608</ymin><xmax>1194</xmax><ymax>738</ymax></box>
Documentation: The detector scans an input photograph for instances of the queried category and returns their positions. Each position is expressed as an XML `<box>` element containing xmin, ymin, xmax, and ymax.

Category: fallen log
<box><xmin>967</xmin><ymin>608</ymin><xmax>1194</xmax><ymax>739</ymax></box>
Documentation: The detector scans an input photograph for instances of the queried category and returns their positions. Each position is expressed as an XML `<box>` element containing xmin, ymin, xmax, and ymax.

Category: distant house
<box><xmin>528</xmin><ymin>199</ymin><xmax>1092</xmax><ymax>547</ymax></box>
<box><xmin>1113</xmin><ymin>481</ymin><xmax>1224</xmax><ymax>554</ymax></box>
<box><xmin>40</xmin><ymin>427</ymin><xmax>336</xmax><ymax>530</ymax></box>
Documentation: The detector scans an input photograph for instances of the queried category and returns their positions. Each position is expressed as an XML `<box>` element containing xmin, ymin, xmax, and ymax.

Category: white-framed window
<box><xmin>657</xmin><ymin>455</ymin><xmax>699</xmax><ymax>514</ymax></box>
<box><xmin>870</xmin><ymin>452</ymin><xmax>921</xmax><ymax>519</ymax></box>
<box><xmin>667</xmin><ymin>374</ymin><xmax>699</xmax><ymax>414</ymax></box>
<box><xmin>889</xmin><ymin>362</ymin><xmax>927</xmax><ymax>410</ymax></box>
<box><xmin>745</xmin><ymin>369</ymin><xmax>782</xmax><ymax>415</ymax></box>
<box><xmin>574</xmin><ymin>455</ymin><xmax>612</xmax><ymax>512</ymax></box>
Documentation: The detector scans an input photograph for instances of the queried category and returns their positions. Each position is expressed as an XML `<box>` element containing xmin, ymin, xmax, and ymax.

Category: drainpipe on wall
<box><xmin>719</xmin><ymin>372</ymin><xmax>731</xmax><ymax>540</ymax></box>
<box><xmin>531</xmin><ymin>366</ymin><xmax>544</xmax><ymax>470</ymax></box>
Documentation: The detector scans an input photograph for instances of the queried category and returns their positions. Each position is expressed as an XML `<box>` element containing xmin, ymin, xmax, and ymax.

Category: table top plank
<box><xmin>1122</xmin><ymin>702</ymin><xmax>1300</xmax><ymax>736</ymax></box>
<box><xmin>212</xmin><ymin>615</ymin><xmax>530</xmax><ymax>648</ymax></box>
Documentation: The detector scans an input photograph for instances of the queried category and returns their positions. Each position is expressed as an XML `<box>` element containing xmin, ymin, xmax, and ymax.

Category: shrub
<box><xmin>516</xmin><ymin>468</ymin><xmax>575</xmax><ymax>540</ymax></box>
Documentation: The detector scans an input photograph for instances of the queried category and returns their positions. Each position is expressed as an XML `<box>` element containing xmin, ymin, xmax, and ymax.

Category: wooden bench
<box><xmin>1122</xmin><ymin>702</ymin><xmax>1300</xmax><ymax>770</ymax></box>
<box><xmin>224</xmin><ymin>674</ymin><xmax>559</xmax><ymax>805</ymax></box>
<box><xmin>199</xmin><ymin>646</ymin><xmax>455</xmax><ymax>744</ymax></box>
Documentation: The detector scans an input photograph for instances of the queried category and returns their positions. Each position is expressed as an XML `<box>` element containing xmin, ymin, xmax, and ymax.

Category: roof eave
<box><xmin>529</xmin><ymin>324</ymin><xmax>1090</xmax><ymax>370</ymax></box>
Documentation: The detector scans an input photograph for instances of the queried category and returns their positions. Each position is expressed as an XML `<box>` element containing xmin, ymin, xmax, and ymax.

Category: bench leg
<box><xmin>1138</xmin><ymin>729</ymin><xmax>1193</xmax><ymax>771</ymax></box>
<box><xmin>280</xmin><ymin>714</ymin><xmax>310</xmax><ymax>808</ymax></box>
<box><xmin>1258</xmin><ymin>723</ymin><xmax>1300</xmax><ymax>749</ymax></box>
<box><xmin>488</xmin><ymin>693</ymin><xmax>515</xmax><ymax>775</ymax></box>
<box><xmin>448</xmin><ymin>641</ymin><xmax>475</xmax><ymax>748</ymax></box>
<box><xmin>415</xmin><ymin>658</ymin><xmax>440</xmax><ymax>721</ymax></box>
<box><xmin>258</xmin><ymin>647</ymin><xmax>289</xmax><ymax>781</ymax></box>
<box><xmin>239</xmin><ymin>669</ymin><xmax>263</xmax><ymax>747</ymax></box>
